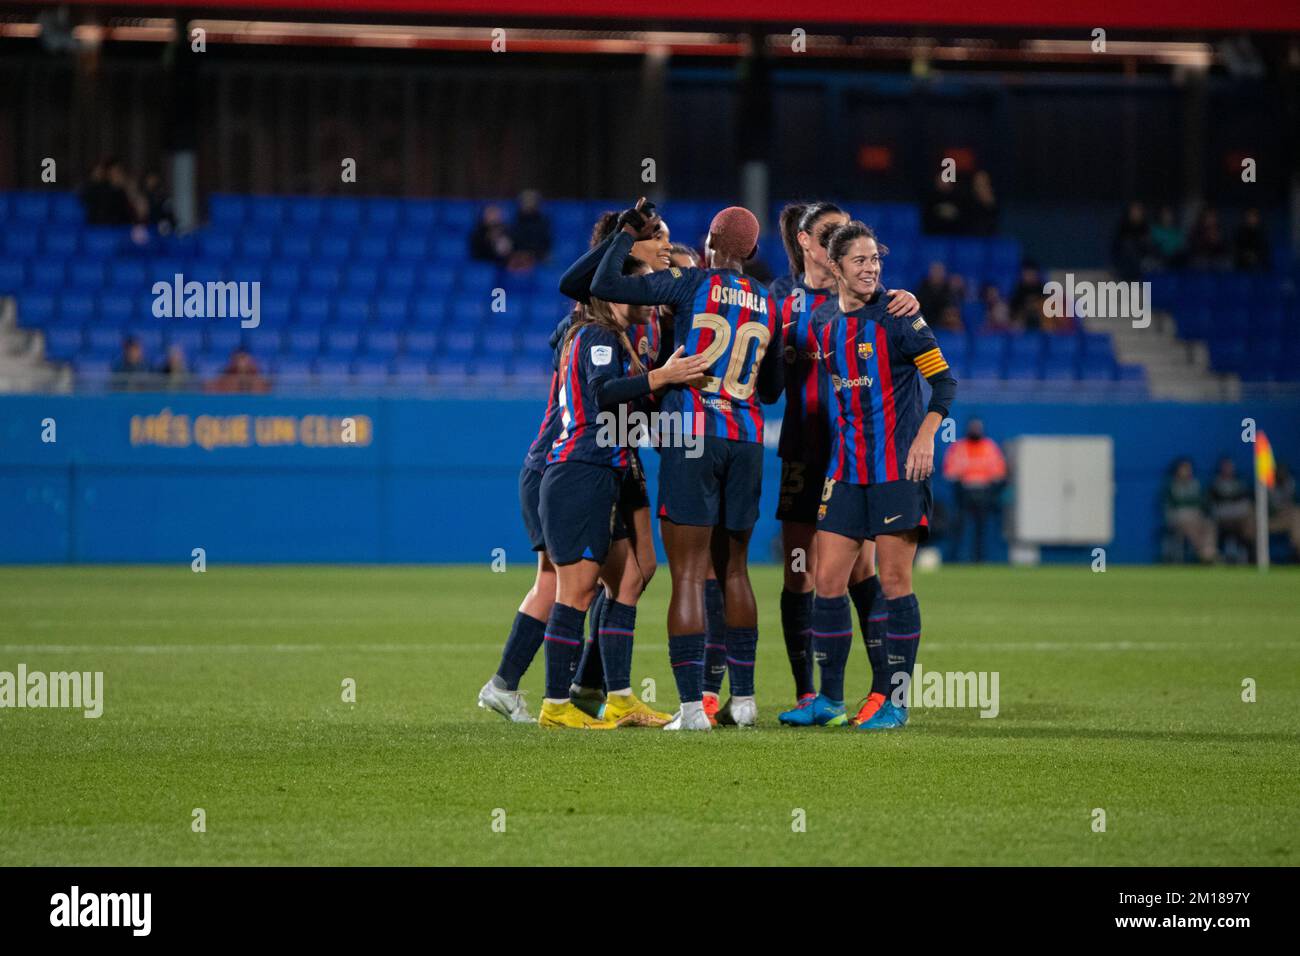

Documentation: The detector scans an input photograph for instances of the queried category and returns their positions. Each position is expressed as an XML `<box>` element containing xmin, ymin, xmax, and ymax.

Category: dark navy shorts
<box><xmin>818</xmin><ymin>477</ymin><xmax>932</xmax><ymax>542</ymax></box>
<box><xmin>775</xmin><ymin>456</ymin><xmax>829</xmax><ymax>524</ymax></box>
<box><xmin>518</xmin><ymin>465</ymin><xmax>547</xmax><ymax>552</ymax></box>
<box><xmin>539</xmin><ymin>460</ymin><xmax>628</xmax><ymax>565</ymax></box>
<box><xmin>658</xmin><ymin>435</ymin><xmax>764</xmax><ymax>531</ymax></box>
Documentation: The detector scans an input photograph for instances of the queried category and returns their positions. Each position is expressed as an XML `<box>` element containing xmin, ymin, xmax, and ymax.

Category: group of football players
<box><xmin>477</xmin><ymin>197</ymin><xmax>956</xmax><ymax>731</ymax></box>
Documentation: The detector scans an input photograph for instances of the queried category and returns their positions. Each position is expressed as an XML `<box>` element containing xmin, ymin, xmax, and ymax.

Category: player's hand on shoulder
<box><xmin>650</xmin><ymin>345</ymin><xmax>711</xmax><ymax>389</ymax></box>
<box><xmin>885</xmin><ymin>288</ymin><xmax>921</xmax><ymax>317</ymax></box>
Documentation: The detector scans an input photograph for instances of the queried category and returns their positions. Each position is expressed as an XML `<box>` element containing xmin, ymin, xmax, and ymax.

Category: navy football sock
<box><xmin>779</xmin><ymin>588</ymin><xmax>815</xmax><ymax>698</ymax></box>
<box><xmin>543</xmin><ymin>603</ymin><xmax>586</xmax><ymax>701</ymax></box>
<box><xmin>495</xmin><ymin>611</ymin><xmax>546</xmax><ymax>691</ymax></box>
<box><xmin>703</xmin><ymin>579</ymin><xmax>727</xmax><ymax>695</ymax></box>
<box><xmin>574</xmin><ymin>590</ymin><xmax>608</xmax><ymax>691</ymax></box>
<box><xmin>724</xmin><ymin>627</ymin><xmax>758</xmax><ymax>697</ymax></box>
<box><xmin>598</xmin><ymin>599</ymin><xmax>637</xmax><ymax>693</ymax></box>
<box><xmin>849</xmin><ymin>576</ymin><xmax>890</xmax><ymax>697</ymax></box>
<box><xmin>668</xmin><ymin>633</ymin><xmax>706</xmax><ymax>704</ymax></box>
<box><xmin>811</xmin><ymin>594</ymin><xmax>852</xmax><ymax>702</ymax></box>
<box><xmin>885</xmin><ymin>594</ymin><xmax>922</xmax><ymax>710</ymax></box>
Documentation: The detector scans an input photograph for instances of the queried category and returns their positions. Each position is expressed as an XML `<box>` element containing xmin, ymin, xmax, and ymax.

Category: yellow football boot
<box><xmin>602</xmin><ymin>692</ymin><xmax>672</xmax><ymax>728</ymax></box>
<box><xmin>538</xmin><ymin>700</ymin><xmax>619</xmax><ymax>730</ymax></box>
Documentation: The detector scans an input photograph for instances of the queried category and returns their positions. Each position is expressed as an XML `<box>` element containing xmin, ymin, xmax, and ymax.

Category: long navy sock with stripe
<box><xmin>598</xmin><ymin>599</ymin><xmax>636</xmax><ymax>693</ymax></box>
<box><xmin>780</xmin><ymin>589</ymin><xmax>815</xmax><ymax>698</ymax></box>
<box><xmin>848</xmin><ymin>577</ymin><xmax>890</xmax><ymax>697</ymax></box>
<box><xmin>495</xmin><ymin>612</ymin><xmax>546</xmax><ymax>691</ymax></box>
<box><xmin>574</xmin><ymin>590</ymin><xmax>607</xmax><ymax>691</ymax></box>
<box><xmin>811</xmin><ymin>594</ymin><xmax>853</xmax><ymax>703</ymax></box>
<box><xmin>725</xmin><ymin>626</ymin><xmax>757</xmax><ymax>697</ymax></box>
<box><xmin>702</xmin><ymin>579</ymin><xmax>727</xmax><ymax>695</ymax></box>
<box><xmin>543</xmin><ymin>603</ymin><xmax>586</xmax><ymax>701</ymax></box>
<box><xmin>885</xmin><ymin>594</ymin><xmax>922</xmax><ymax>710</ymax></box>
<box><xmin>668</xmin><ymin>633</ymin><xmax>706</xmax><ymax>704</ymax></box>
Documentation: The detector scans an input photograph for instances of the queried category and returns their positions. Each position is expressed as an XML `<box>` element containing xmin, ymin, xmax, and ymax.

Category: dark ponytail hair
<box><xmin>824</xmin><ymin>219</ymin><xmax>889</xmax><ymax>266</ymax></box>
<box><xmin>779</xmin><ymin>201</ymin><xmax>847</xmax><ymax>276</ymax></box>
<box><xmin>591</xmin><ymin>211</ymin><xmax>620</xmax><ymax>247</ymax></box>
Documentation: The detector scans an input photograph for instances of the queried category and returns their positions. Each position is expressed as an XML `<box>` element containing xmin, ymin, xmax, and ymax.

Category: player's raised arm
<box><xmin>558</xmin><ymin>231</ymin><xmax>618</xmax><ymax>304</ymax></box>
<box><xmin>590</xmin><ymin>213</ymin><xmax>696</xmax><ymax>309</ymax></box>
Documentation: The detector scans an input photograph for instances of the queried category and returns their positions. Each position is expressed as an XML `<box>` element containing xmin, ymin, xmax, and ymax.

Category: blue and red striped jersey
<box><xmin>547</xmin><ymin>325</ymin><xmax>636</xmax><ymax>470</ymax></box>
<box><xmin>772</xmin><ymin>273</ymin><xmax>834</xmax><ymax>463</ymax></box>
<box><xmin>522</xmin><ymin>368</ymin><xmax>563</xmax><ymax>474</ymax></box>
<box><xmin>628</xmin><ymin>308</ymin><xmax>662</xmax><ymax>371</ymax></box>
<box><xmin>818</xmin><ymin>294</ymin><xmax>951</xmax><ymax>485</ymax></box>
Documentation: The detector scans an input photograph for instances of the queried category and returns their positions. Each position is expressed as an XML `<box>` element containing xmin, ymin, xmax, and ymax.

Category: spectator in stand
<box><xmin>942</xmin><ymin>418</ymin><xmax>1008</xmax><ymax>563</ymax></box>
<box><xmin>105</xmin><ymin>158</ymin><xmax>145</xmax><ymax>225</ymax></box>
<box><xmin>508</xmin><ymin>189</ymin><xmax>552</xmax><ymax>269</ymax></box>
<box><xmin>1112</xmin><ymin>201</ymin><xmax>1154</xmax><ymax>280</ymax></box>
<box><xmin>1208</xmin><ymin>456</ymin><xmax>1252</xmax><ymax>562</ymax></box>
<box><xmin>79</xmin><ymin>160</ymin><xmax>112</xmax><ymax>225</ymax></box>
<box><xmin>111</xmin><ymin>336</ymin><xmax>152</xmax><ymax>391</ymax></box>
<box><xmin>936</xmin><ymin>303</ymin><xmax>964</xmax><ymax>333</ymax></box>
<box><xmin>923</xmin><ymin>172</ymin><xmax>965</xmax><ymax>235</ymax></box>
<box><xmin>1150</xmin><ymin>205</ymin><xmax>1185</xmax><ymax>268</ymax></box>
<box><xmin>141</xmin><ymin>172</ymin><xmax>175</xmax><ymax>234</ymax></box>
<box><xmin>969</xmin><ymin>170</ymin><xmax>999</xmax><ymax>236</ymax></box>
<box><xmin>208</xmin><ymin>348</ymin><xmax>270</xmax><ymax>394</ymax></box>
<box><xmin>1009</xmin><ymin>262</ymin><xmax>1047</xmax><ymax>332</ymax></box>
<box><xmin>980</xmin><ymin>282</ymin><xmax>1015</xmax><ymax>333</ymax></box>
<box><xmin>1262</xmin><ymin>463</ymin><xmax>1300</xmax><ymax>561</ymax></box>
<box><xmin>1162</xmin><ymin>458</ymin><xmax>1217</xmax><ymax>563</ymax></box>
<box><xmin>916</xmin><ymin>261</ymin><xmax>952</xmax><ymax>321</ymax></box>
<box><xmin>1233</xmin><ymin>207</ymin><xmax>1271</xmax><ymax>272</ymax></box>
<box><xmin>158</xmin><ymin>344</ymin><xmax>191</xmax><ymax>391</ymax></box>
<box><xmin>469</xmin><ymin>205</ymin><xmax>513</xmax><ymax>265</ymax></box>
<box><xmin>1186</xmin><ymin>207</ymin><xmax>1231</xmax><ymax>271</ymax></box>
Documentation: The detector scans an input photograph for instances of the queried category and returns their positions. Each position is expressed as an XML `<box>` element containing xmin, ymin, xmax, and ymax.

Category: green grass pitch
<box><xmin>0</xmin><ymin>564</ymin><xmax>1296</xmax><ymax>866</ymax></box>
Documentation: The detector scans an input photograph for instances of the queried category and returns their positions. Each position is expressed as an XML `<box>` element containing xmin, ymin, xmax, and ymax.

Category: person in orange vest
<box><xmin>942</xmin><ymin>418</ymin><xmax>1007</xmax><ymax>562</ymax></box>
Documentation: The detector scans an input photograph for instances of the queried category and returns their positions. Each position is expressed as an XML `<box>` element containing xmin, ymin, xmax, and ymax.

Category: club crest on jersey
<box><xmin>858</xmin><ymin>342</ymin><xmax>874</xmax><ymax>360</ymax></box>
<box><xmin>591</xmin><ymin>345</ymin><xmax>613</xmax><ymax>366</ymax></box>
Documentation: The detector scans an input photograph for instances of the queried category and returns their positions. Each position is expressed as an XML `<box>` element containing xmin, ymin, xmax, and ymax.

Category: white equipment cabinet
<box><xmin>1006</xmin><ymin>436</ymin><xmax>1114</xmax><ymax>546</ymax></box>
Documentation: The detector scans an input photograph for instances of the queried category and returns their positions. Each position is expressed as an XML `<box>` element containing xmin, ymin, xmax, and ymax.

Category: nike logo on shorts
<box><xmin>884</xmin><ymin>514</ymin><xmax>902</xmax><ymax>524</ymax></box>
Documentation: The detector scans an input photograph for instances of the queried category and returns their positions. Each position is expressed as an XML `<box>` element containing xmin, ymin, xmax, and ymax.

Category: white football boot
<box><xmin>716</xmin><ymin>696</ymin><xmax>757</xmax><ymax>727</ymax></box>
<box><xmin>477</xmin><ymin>679</ymin><xmax>536</xmax><ymax>723</ymax></box>
<box><xmin>663</xmin><ymin>701</ymin><xmax>712</xmax><ymax>731</ymax></box>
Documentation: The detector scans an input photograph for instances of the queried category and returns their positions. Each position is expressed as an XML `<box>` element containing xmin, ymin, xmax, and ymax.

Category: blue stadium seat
<box><xmin>200</xmin><ymin>231</ymin><xmax>237</xmax><ymax>260</ymax></box>
<box><xmin>259</xmin><ymin>292</ymin><xmax>292</xmax><ymax>327</ymax></box>
<box><xmin>265</xmin><ymin>262</ymin><xmax>302</xmax><ymax>290</ymax></box>
<box><xmin>304</xmin><ymin>265</ymin><xmax>342</xmax><ymax>292</ymax></box>
<box><xmin>4</xmin><ymin>231</ymin><xmax>39</xmax><ymax>257</ymax></box>
<box><xmin>98</xmin><ymin>292</ymin><xmax>134</xmax><ymax>324</ymax></box>
<box><xmin>313</xmin><ymin>358</ymin><xmax>352</xmax><ymax>386</ymax></box>
<box><xmin>402</xmin><ymin>330</ymin><xmax>437</xmax><ymax>357</ymax></box>
<box><xmin>279</xmin><ymin>233</ymin><xmax>314</xmax><ymax>260</ymax></box>
<box><xmin>343</xmin><ymin>265</ymin><xmax>380</xmax><ymax>294</ymax></box>
<box><xmin>1081</xmin><ymin>333</ymin><xmax>1114</xmax><ymax>359</ymax></box>
<box><xmin>249</xmin><ymin>196</ymin><xmax>287</xmax><ymax>227</ymax></box>
<box><xmin>382</xmin><ymin>264</ymin><xmax>418</xmax><ymax>292</ymax></box>
<box><xmin>325</xmin><ymin>199</ymin><xmax>364</xmax><ymax>228</ymax></box>
<box><xmin>402</xmin><ymin>200</ymin><xmax>438</xmax><ymax>229</ymax></box>
<box><xmin>272</xmin><ymin>357</ymin><xmax>313</xmax><ymax>389</ymax></box>
<box><xmin>13</xmin><ymin>193</ymin><xmax>51</xmax><ymax>222</ymax></box>
<box><xmin>373</xmin><ymin>296</ymin><xmax>411</xmax><ymax>328</ymax></box>
<box><xmin>324</xmin><ymin>328</ymin><xmax>361</xmax><ymax>355</ymax></box>
<box><xmin>239</xmin><ymin>233</ymin><xmax>276</xmax><ymax>260</ymax></box>
<box><xmin>226</xmin><ymin>260</ymin><xmax>263</xmax><ymax>285</ymax></box>
<box><xmin>1045</xmin><ymin>334</ymin><xmax>1081</xmax><ymax>360</ymax></box>
<box><xmin>208</xmin><ymin>195</ymin><xmax>246</xmax><ymax>226</ymax></box>
<box><xmin>206</xmin><ymin>328</ymin><xmax>242</xmax><ymax>355</ymax></box>
<box><xmin>355</xmin><ymin>235</ymin><xmax>391</xmax><ymax>261</ymax></box>
<box><xmin>58</xmin><ymin>292</ymin><xmax>96</xmax><ymax>324</ymax></box>
<box><xmin>442</xmin><ymin>330</ymin><xmax>477</xmax><ymax>357</ymax></box>
<box><xmin>482</xmin><ymin>331</ymin><xmax>516</xmax><ymax>356</ymax></box>
<box><xmin>43</xmin><ymin>227</ymin><xmax>79</xmax><ymax>257</ymax></box>
<box><xmin>352</xmin><ymin>358</ymin><xmax>391</xmax><ymax>386</ymax></box>
<box><xmin>287</xmin><ymin>198</ymin><xmax>324</xmax><ymax>228</ymax></box>
<box><xmin>18</xmin><ymin>292</ymin><xmax>56</xmax><ymax>326</ymax></box>
<box><xmin>165</xmin><ymin>328</ymin><xmax>204</xmax><ymax>354</ymax></box>
<box><xmin>317</xmin><ymin>235</ymin><xmax>352</xmax><ymax>261</ymax></box>
<box><xmin>30</xmin><ymin>260</ymin><xmax>65</xmax><ymax>290</ymax></box>
<box><xmin>285</xmin><ymin>328</ymin><xmax>322</xmax><ymax>355</ymax></box>
<box><xmin>45</xmin><ymin>327</ymin><xmax>84</xmax><ymax>360</ymax></box>
<box><xmin>51</xmin><ymin>194</ymin><xmax>84</xmax><ymax>225</ymax></box>
<box><xmin>473</xmin><ymin>357</ymin><xmax>509</xmax><ymax>379</ymax></box>
<box><xmin>73</xmin><ymin>357</ymin><xmax>113</xmax><ymax>389</ymax></box>
<box><xmin>419</xmin><ymin>267</ymin><xmax>458</xmax><ymax>294</ymax></box>
<box><xmin>66</xmin><ymin>261</ymin><xmax>105</xmax><ymax>289</ymax></box>
<box><xmin>366</xmin><ymin>199</ymin><xmax>402</xmax><ymax>229</ymax></box>
<box><xmin>1041</xmin><ymin>356</ymin><xmax>1077</xmax><ymax>381</ymax></box>
<box><xmin>0</xmin><ymin>259</ymin><xmax>25</xmax><ymax>291</ymax></box>
<box><xmin>87</xmin><ymin>327</ymin><xmax>125</xmax><ymax>353</ymax></box>
<box><xmin>392</xmin><ymin>356</ymin><xmax>431</xmax><ymax>384</ymax></box>
<box><xmin>296</xmin><ymin>294</ymin><xmax>332</xmax><ymax>325</ymax></box>
<box><xmin>362</xmin><ymin>330</ymin><xmax>400</xmax><ymax>356</ymax></box>
<box><xmin>335</xmin><ymin>295</ymin><xmax>371</xmax><ymax>326</ymax></box>
<box><xmin>244</xmin><ymin>334</ymin><xmax>280</xmax><ymax>361</ymax></box>
<box><xmin>393</xmin><ymin>235</ymin><xmax>431</xmax><ymax>261</ymax></box>
<box><xmin>1007</xmin><ymin>333</ymin><xmax>1045</xmax><ymax>363</ymax></box>
<box><xmin>1078</xmin><ymin>356</ymin><xmax>1116</xmax><ymax>381</ymax></box>
<box><xmin>82</xmin><ymin>227</ymin><xmax>129</xmax><ymax>259</ymax></box>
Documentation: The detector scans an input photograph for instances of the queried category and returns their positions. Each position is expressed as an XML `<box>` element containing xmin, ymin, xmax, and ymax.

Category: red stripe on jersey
<box><xmin>556</xmin><ymin>330</ymin><xmax>586</xmax><ymax>462</ymax></box>
<box><xmin>727</xmin><ymin>277</ymin><xmax>752</xmax><ymax>442</ymax></box>
<box><xmin>824</xmin><ymin>322</ymin><xmax>846</xmax><ymax>481</ymax></box>
<box><xmin>875</xmin><ymin>323</ymin><xmax>900</xmax><ymax>482</ymax></box>
<box><xmin>848</xmin><ymin>319</ymin><xmax>870</xmax><ymax>483</ymax></box>
<box><xmin>534</xmin><ymin>371</ymin><xmax>558</xmax><ymax>443</ymax></box>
